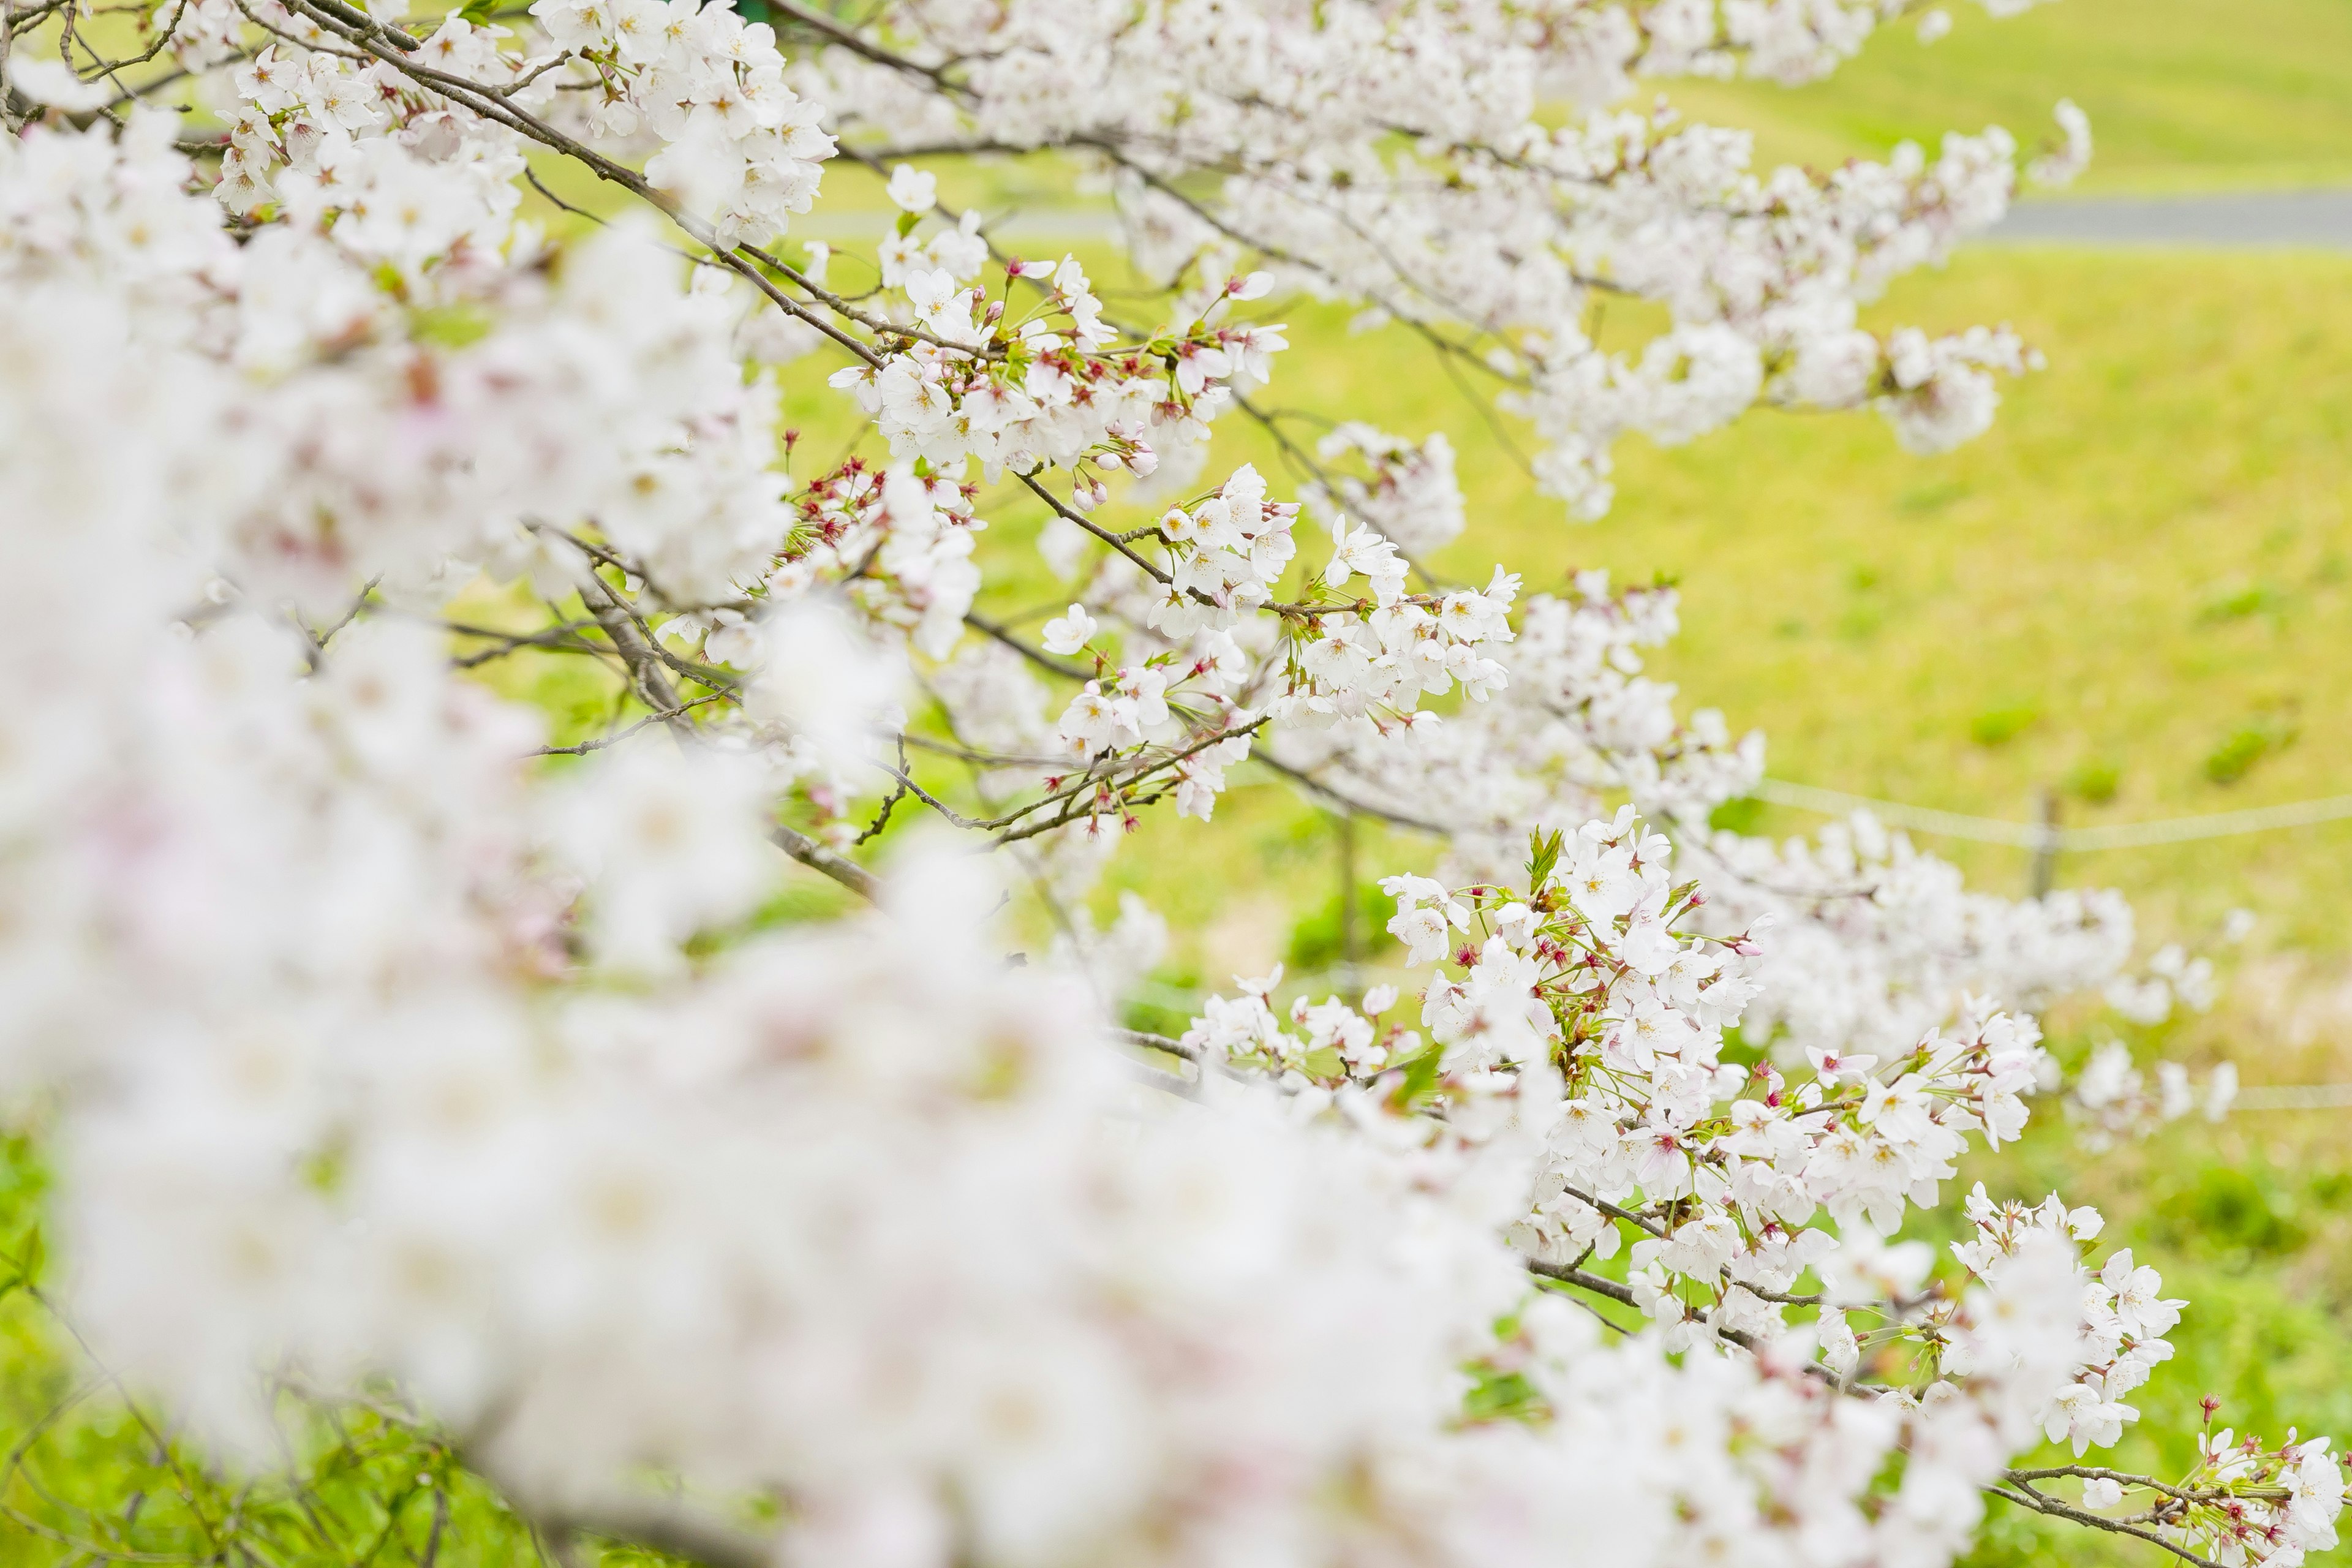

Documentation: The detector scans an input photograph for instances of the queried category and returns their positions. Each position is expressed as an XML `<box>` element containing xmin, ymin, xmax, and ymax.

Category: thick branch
<box><xmin>576</xmin><ymin>571</ymin><xmax>693</xmax><ymax>737</ymax></box>
<box><xmin>769</xmin><ymin>822</ymin><xmax>882</xmax><ymax>903</ymax></box>
<box><xmin>1114</xmin><ymin>1026</ymin><xmax>1198</xmax><ymax>1061</ymax></box>
<box><xmin>464</xmin><ymin>1450</ymin><xmax>771</xmax><ymax>1568</ymax></box>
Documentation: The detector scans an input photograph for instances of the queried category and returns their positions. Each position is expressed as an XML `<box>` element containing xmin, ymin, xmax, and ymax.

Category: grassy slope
<box><xmin>1089</xmin><ymin>249</ymin><xmax>2352</xmax><ymax>973</ymax></box>
<box><xmin>1552</xmin><ymin>249</ymin><xmax>2352</xmax><ymax>954</ymax></box>
<box><xmin>1664</xmin><ymin>0</ymin><xmax>2352</xmax><ymax>191</ymax></box>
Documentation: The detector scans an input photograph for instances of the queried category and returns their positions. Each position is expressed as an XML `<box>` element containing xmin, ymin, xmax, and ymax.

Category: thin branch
<box><xmin>1247</xmin><ymin>749</ymin><xmax>1450</xmax><ymax>834</ymax></box>
<box><xmin>764</xmin><ymin>0</ymin><xmax>963</xmax><ymax>94</ymax></box>
<box><xmin>522</xmin><ymin>166</ymin><xmax>607</xmax><ymax>228</ymax></box>
<box><xmin>1991</xmin><ymin>1478</ymin><xmax>2220</xmax><ymax>1568</ymax></box>
<box><xmin>855</xmin><ymin>737</ymin><xmax>912</xmax><ymax>843</ymax></box>
<box><xmin>529</xmin><ymin>692</ymin><xmax>729</xmax><ymax>754</ymax></box>
<box><xmin>895</xmin><ymin>731</ymin><xmax>1072</xmax><ymax>770</ymax></box>
<box><xmin>1012</xmin><ymin>470</ymin><xmax>1178</xmax><ymax>589</ymax></box>
<box><xmin>1521</xmin><ymin>1258</ymin><xmax>1828</xmax><ymax>1371</ymax></box>
<box><xmin>873</xmin><ymin>761</ymin><xmax>987</xmax><ymax>830</ymax></box>
<box><xmin>2010</xmin><ymin>1465</ymin><xmax>2168</xmax><ymax>1496</ymax></box>
<box><xmin>739</xmin><ymin>240</ymin><xmax>1008</xmax><ymax>360</ymax></box>
<box><xmin>989</xmin><ymin>716</ymin><xmax>1271</xmax><ymax>847</ymax></box>
<box><xmin>964</xmin><ymin>608</ymin><xmax>1091</xmax><ymax>681</ymax></box>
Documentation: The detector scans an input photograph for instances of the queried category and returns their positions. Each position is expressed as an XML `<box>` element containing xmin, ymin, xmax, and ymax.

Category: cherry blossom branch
<box><xmin>306</xmin><ymin>0</ymin><xmax>417</xmax><ymax>50</ymax></box>
<box><xmin>990</xmin><ymin>717</ymin><xmax>1272</xmax><ymax>848</ymax></box>
<box><xmin>446</xmin><ymin>619</ymin><xmax>611</xmax><ymax>668</ymax></box>
<box><xmin>1084</xmin><ymin>137</ymin><xmax>1538</xmax><ymax>391</ymax></box>
<box><xmin>571</xmin><ymin>552</ymin><xmax>883</xmax><ymax>901</ymax></box>
<box><xmin>279</xmin><ymin>0</ymin><xmax>887</xmax><ymax>371</ymax></box>
<box><xmin>2006</xmin><ymin>1465</ymin><xmax>2207</xmax><ymax>1506</ymax></box>
<box><xmin>576</xmin><ymin>572</ymin><xmax>696</xmax><ymax>735</ymax></box>
<box><xmin>1523</xmin><ymin>1256</ymin><xmax>1836</xmax><ymax>1374</ymax></box>
<box><xmin>895</xmin><ymin>731</ymin><xmax>1076</xmax><ymax>770</ymax></box>
<box><xmin>768</xmin><ymin>822</ymin><xmax>882</xmax><ymax>902</ymax></box>
<box><xmin>1991</xmin><ymin>1476</ymin><xmax>2222</xmax><ymax>1568</ymax></box>
<box><xmin>739</xmin><ymin>240</ymin><xmax>1010</xmax><ymax>360</ymax></box>
<box><xmin>1013</xmin><ymin>469</ymin><xmax>1178</xmax><ymax>589</ymax></box>
<box><xmin>1247</xmin><ymin>750</ymin><xmax>1450</xmax><ymax>834</ymax></box>
<box><xmin>1115</xmin><ymin>1027</ymin><xmax>1198</xmax><ymax>1061</ymax></box>
<box><xmin>963</xmin><ymin>608</ymin><xmax>1091</xmax><ymax>681</ymax></box>
<box><xmin>530</xmin><ymin>693</ymin><xmax>731</xmax><ymax>755</ymax></box>
<box><xmin>765</xmin><ymin>0</ymin><xmax>965</xmax><ymax>96</ymax></box>
<box><xmin>1524</xmin><ymin>1258</ymin><xmax>1649</xmax><ymax>1324</ymax></box>
<box><xmin>873</xmin><ymin>760</ymin><xmax>990</xmax><ymax>831</ymax></box>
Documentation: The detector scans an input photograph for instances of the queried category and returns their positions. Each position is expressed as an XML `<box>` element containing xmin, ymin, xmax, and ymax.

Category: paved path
<box><xmin>1986</xmin><ymin>189</ymin><xmax>2352</xmax><ymax>247</ymax></box>
<box><xmin>800</xmin><ymin>191</ymin><xmax>2352</xmax><ymax>249</ymax></box>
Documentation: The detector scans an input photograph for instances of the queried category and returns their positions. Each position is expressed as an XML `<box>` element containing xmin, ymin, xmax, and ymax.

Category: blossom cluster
<box><xmin>1694</xmin><ymin>812</ymin><xmax>2140</xmax><ymax>1057</ymax></box>
<box><xmin>0</xmin><ymin>137</ymin><xmax>1605</xmax><ymax>1561</ymax></box>
<box><xmin>2</xmin><ymin>110</ymin><xmax>797</xmax><ymax>624</ymax></box>
<box><xmin>1267</xmin><ymin>571</ymin><xmax>1760</xmax><ymax>854</ymax></box>
<box><xmin>826</xmin><ymin>247</ymin><xmax>1285</xmax><ymax>487</ymax></box>
<box><xmin>788</xmin><ymin>0</ymin><xmax>2084</xmax><ymax>520</ymax></box>
<box><xmin>2065</xmin><ymin>1040</ymin><xmax>2239</xmax><ymax>1149</ymax></box>
<box><xmin>1179</xmin><ymin>809</ymin><xmax>2341</xmax><ymax>1568</ymax></box>
<box><xmin>1956</xmin><ymin>1194</ymin><xmax>2345</xmax><ymax>1567</ymax></box>
<box><xmin>1302</xmin><ymin>423</ymin><xmax>1468</xmax><ymax>560</ymax></box>
<box><xmin>1259</xmin><ymin>571</ymin><xmax>2183</xmax><ymax>1066</ymax></box>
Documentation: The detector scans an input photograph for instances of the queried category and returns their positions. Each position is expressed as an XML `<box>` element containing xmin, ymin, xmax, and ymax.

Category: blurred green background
<box><xmin>1664</xmin><ymin>0</ymin><xmax>2352</xmax><ymax>191</ymax></box>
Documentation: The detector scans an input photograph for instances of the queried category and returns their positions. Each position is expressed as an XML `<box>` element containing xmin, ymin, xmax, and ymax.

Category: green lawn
<box><xmin>1664</xmin><ymin>0</ymin><xmax>2352</xmax><ymax>192</ymax></box>
<box><xmin>1070</xmin><ymin>248</ymin><xmax>2352</xmax><ymax>984</ymax></box>
<box><xmin>1536</xmin><ymin>249</ymin><xmax>2352</xmax><ymax>957</ymax></box>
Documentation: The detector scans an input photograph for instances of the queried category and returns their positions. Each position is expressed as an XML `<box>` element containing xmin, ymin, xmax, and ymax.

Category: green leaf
<box><xmin>1391</xmin><ymin>1040</ymin><xmax>1444</xmax><ymax>1106</ymax></box>
<box><xmin>1525</xmin><ymin>826</ymin><xmax>1564</xmax><ymax>892</ymax></box>
<box><xmin>1460</xmin><ymin>1364</ymin><xmax>1544</xmax><ymax>1425</ymax></box>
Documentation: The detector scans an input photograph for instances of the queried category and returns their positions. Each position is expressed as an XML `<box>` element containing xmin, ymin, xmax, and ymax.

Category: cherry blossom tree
<box><xmin>0</xmin><ymin>1</ymin><xmax>2334</xmax><ymax>1567</ymax></box>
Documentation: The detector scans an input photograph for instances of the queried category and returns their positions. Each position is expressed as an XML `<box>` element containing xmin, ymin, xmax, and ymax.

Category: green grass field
<box><xmin>1665</xmin><ymin>0</ymin><xmax>2352</xmax><ymax>192</ymax></box>
<box><xmin>1055</xmin><ymin>248</ymin><xmax>2352</xmax><ymax>996</ymax></box>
